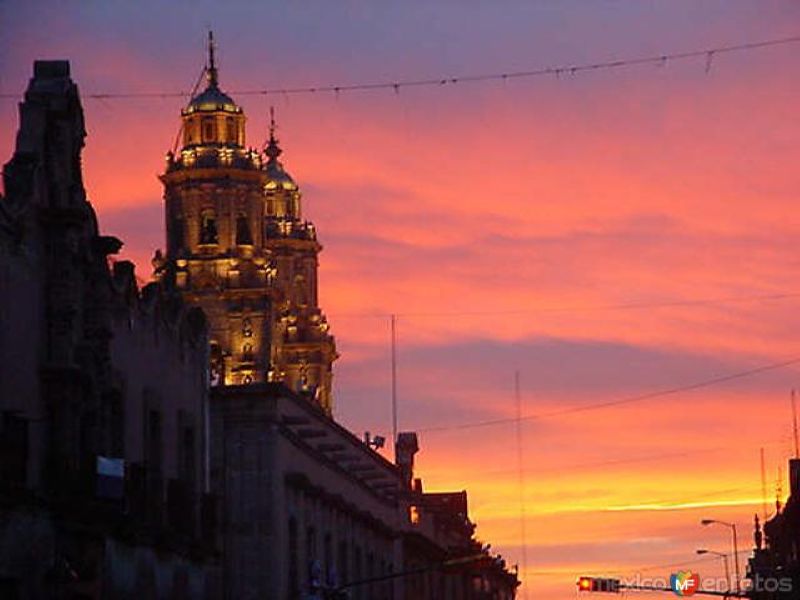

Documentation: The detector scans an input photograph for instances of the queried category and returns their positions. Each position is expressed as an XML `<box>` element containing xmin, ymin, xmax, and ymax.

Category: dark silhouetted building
<box><xmin>0</xmin><ymin>50</ymin><xmax>519</xmax><ymax>600</ymax></box>
<box><xmin>749</xmin><ymin>458</ymin><xmax>800</xmax><ymax>599</ymax></box>
<box><xmin>0</xmin><ymin>61</ymin><xmax>220</xmax><ymax>599</ymax></box>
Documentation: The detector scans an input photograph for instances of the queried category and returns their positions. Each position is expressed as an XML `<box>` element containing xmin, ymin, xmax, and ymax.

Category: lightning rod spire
<box><xmin>207</xmin><ymin>30</ymin><xmax>218</xmax><ymax>87</ymax></box>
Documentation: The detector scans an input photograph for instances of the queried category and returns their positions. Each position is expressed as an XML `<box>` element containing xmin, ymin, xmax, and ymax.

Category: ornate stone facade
<box><xmin>0</xmin><ymin>50</ymin><xmax>518</xmax><ymax>600</ymax></box>
<box><xmin>155</xmin><ymin>34</ymin><xmax>337</xmax><ymax>413</ymax></box>
<box><xmin>0</xmin><ymin>60</ymin><xmax>219</xmax><ymax>600</ymax></box>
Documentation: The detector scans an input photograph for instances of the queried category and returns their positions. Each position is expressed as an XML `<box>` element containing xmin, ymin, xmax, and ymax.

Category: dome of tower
<box><xmin>166</xmin><ymin>32</ymin><xmax>260</xmax><ymax>170</ymax></box>
<box><xmin>264</xmin><ymin>131</ymin><xmax>297</xmax><ymax>191</ymax></box>
<box><xmin>185</xmin><ymin>84</ymin><xmax>239</xmax><ymax>114</ymax></box>
<box><xmin>264</xmin><ymin>157</ymin><xmax>297</xmax><ymax>191</ymax></box>
<box><xmin>182</xmin><ymin>31</ymin><xmax>241</xmax><ymax>115</ymax></box>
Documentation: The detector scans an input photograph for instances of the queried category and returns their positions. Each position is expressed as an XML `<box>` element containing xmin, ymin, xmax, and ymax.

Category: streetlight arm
<box><xmin>700</xmin><ymin>518</ymin><xmax>740</xmax><ymax>594</ymax></box>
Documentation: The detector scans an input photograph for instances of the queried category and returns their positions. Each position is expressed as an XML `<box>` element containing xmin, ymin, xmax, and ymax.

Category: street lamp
<box><xmin>701</xmin><ymin>519</ymin><xmax>740</xmax><ymax>594</ymax></box>
<box><xmin>696</xmin><ymin>549</ymin><xmax>731</xmax><ymax>592</ymax></box>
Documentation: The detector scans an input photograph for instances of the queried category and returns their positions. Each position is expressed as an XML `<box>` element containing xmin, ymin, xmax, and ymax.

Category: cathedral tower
<box><xmin>155</xmin><ymin>33</ymin><xmax>337</xmax><ymax>413</ymax></box>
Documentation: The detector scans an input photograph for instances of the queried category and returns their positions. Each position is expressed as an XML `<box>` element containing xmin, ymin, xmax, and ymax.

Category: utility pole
<box><xmin>792</xmin><ymin>389</ymin><xmax>799</xmax><ymax>458</ymax></box>
<box><xmin>760</xmin><ymin>447</ymin><xmax>768</xmax><ymax>521</ymax></box>
<box><xmin>515</xmin><ymin>370</ymin><xmax>529</xmax><ymax>599</ymax></box>
<box><xmin>391</xmin><ymin>314</ymin><xmax>398</xmax><ymax>459</ymax></box>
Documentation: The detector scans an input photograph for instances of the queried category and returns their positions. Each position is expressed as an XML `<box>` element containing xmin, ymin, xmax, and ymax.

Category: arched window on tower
<box><xmin>236</xmin><ymin>214</ymin><xmax>252</xmax><ymax>246</ymax></box>
<box><xmin>209</xmin><ymin>342</ymin><xmax>224</xmax><ymax>386</ymax></box>
<box><xmin>284</xmin><ymin>191</ymin><xmax>300</xmax><ymax>219</ymax></box>
<box><xmin>202</xmin><ymin>117</ymin><xmax>214</xmax><ymax>142</ymax></box>
<box><xmin>199</xmin><ymin>209</ymin><xmax>218</xmax><ymax>245</ymax></box>
<box><xmin>241</xmin><ymin>317</ymin><xmax>253</xmax><ymax>338</ymax></box>
<box><xmin>226</xmin><ymin>117</ymin><xmax>236</xmax><ymax>143</ymax></box>
<box><xmin>294</xmin><ymin>275</ymin><xmax>308</xmax><ymax>307</ymax></box>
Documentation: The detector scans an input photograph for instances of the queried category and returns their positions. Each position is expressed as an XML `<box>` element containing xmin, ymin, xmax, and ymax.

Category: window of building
<box><xmin>294</xmin><ymin>275</ymin><xmax>308</xmax><ymax>306</ymax></box>
<box><xmin>236</xmin><ymin>214</ymin><xmax>252</xmax><ymax>246</ymax></box>
<box><xmin>288</xmin><ymin>518</ymin><xmax>299</xmax><ymax>599</ymax></box>
<box><xmin>144</xmin><ymin>404</ymin><xmax>164</xmax><ymax>525</ymax></box>
<box><xmin>366</xmin><ymin>552</ymin><xmax>375</xmax><ymax>598</ymax></box>
<box><xmin>380</xmin><ymin>559</ymin><xmax>389</xmax><ymax>600</ymax></box>
<box><xmin>0</xmin><ymin>413</ymin><xmax>28</xmax><ymax>486</ymax></box>
<box><xmin>180</xmin><ymin>422</ymin><xmax>196</xmax><ymax>491</ymax></box>
<box><xmin>209</xmin><ymin>342</ymin><xmax>223</xmax><ymax>386</ymax></box>
<box><xmin>226</xmin><ymin>117</ymin><xmax>236</xmax><ymax>143</ymax></box>
<box><xmin>338</xmin><ymin>541</ymin><xmax>349</xmax><ymax>586</ymax></box>
<box><xmin>80</xmin><ymin>409</ymin><xmax>97</xmax><ymax>476</ymax></box>
<box><xmin>202</xmin><ymin>117</ymin><xmax>214</xmax><ymax>142</ymax></box>
<box><xmin>306</xmin><ymin>526</ymin><xmax>318</xmax><ymax>589</ymax></box>
<box><xmin>306</xmin><ymin>526</ymin><xmax>317</xmax><ymax>558</ymax></box>
<box><xmin>242</xmin><ymin>318</ymin><xmax>253</xmax><ymax>338</ymax></box>
<box><xmin>323</xmin><ymin>533</ymin><xmax>333</xmax><ymax>586</ymax></box>
<box><xmin>199</xmin><ymin>210</ymin><xmax>218</xmax><ymax>245</ymax></box>
<box><xmin>353</xmin><ymin>546</ymin><xmax>362</xmax><ymax>600</ymax></box>
<box><xmin>146</xmin><ymin>408</ymin><xmax>163</xmax><ymax>475</ymax></box>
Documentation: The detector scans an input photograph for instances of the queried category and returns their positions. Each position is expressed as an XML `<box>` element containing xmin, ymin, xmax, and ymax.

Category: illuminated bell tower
<box><xmin>263</xmin><ymin>110</ymin><xmax>337</xmax><ymax>413</ymax></box>
<box><xmin>156</xmin><ymin>32</ymin><xmax>272</xmax><ymax>388</ymax></box>
<box><xmin>155</xmin><ymin>33</ymin><xmax>337</xmax><ymax>413</ymax></box>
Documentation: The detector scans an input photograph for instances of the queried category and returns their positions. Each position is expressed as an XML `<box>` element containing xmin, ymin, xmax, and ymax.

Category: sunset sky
<box><xmin>4</xmin><ymin>2</ymin><xmax>800</xmax><ymax>597</ymax></box>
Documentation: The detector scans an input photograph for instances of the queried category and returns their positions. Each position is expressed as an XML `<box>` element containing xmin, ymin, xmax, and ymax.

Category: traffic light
<box><xmin>577</xmin><ymin>576</ymin><xmax>621</xmax><ymax>593</ymax></box>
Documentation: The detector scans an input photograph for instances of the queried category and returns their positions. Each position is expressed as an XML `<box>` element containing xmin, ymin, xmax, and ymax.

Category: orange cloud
<box><xmin>5</xmin><ymin>14</ymin><xmax>800</xmax><ymax>597</ymax></box>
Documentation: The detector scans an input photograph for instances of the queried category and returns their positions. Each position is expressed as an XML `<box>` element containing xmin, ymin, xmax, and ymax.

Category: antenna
<box><xmin>514</xmin><ymin>370</ymin><xmax>529</xmax><ymax>599</ymax></box>
<box><xmin>760</xmin><ymin>447</ymin><xmax>768</xmax><ymax>521</ymax></box>
<box><xmin>776</xmin><ymin>466</ymin><xmax>784</xmax><ymax>514</ymax></box>
<box><xmin>792</xmin><ymin>389</ymin><xmax>799</xmax><ymax>459</ymax></box>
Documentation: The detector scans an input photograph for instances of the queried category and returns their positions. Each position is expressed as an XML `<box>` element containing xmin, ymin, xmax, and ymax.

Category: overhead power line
<box><xmin>1</xmin><ymin>34</ymin><xmax>799</xmax><ymax>101</ymax></box>
<box><xmin>416</xmin><ymin>354</ymin><xmax>800</xmax><ymax>433</ymax></box>
<box><xmin>329</xmin><ymin>291</ymin><xmax>800</xmax><ymax>320</ymax></box>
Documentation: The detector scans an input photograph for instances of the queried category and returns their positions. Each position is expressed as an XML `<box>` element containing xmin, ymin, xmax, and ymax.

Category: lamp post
<box><xmin>701</xmin><ymin>519</ymin><xmax>740</xmax><ymax>594</ymax></box>
<box><xmin>696</xmin><ymin>549</ymin><xmax>731</xmax><ymax>592</ymax></box>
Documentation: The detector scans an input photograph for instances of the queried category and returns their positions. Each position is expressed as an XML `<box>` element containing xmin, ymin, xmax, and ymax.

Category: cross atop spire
<box><xmin>207</xmin><ymin>30</ymin><xmax>219</xmax><ymax>88</ymax></box>
<box><xmin>269</xmin><ymin>106</ymin><xmax>277</xmax><ymax>141</ymax></box>
<box><xmin>265</xmin><ymin>106</ymin><xmax>282</xmax><ymax>161</ymax></box>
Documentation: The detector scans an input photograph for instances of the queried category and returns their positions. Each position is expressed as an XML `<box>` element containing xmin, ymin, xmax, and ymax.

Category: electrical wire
<box><xmin>415</xmin><ymin>355</ymin><xmax>800</xmax><ymax>433</ymax></box>
<box><xmin>2</xmin><ymin>34</ymin><xmax>799</xmax><ymax>101</ymax></box>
